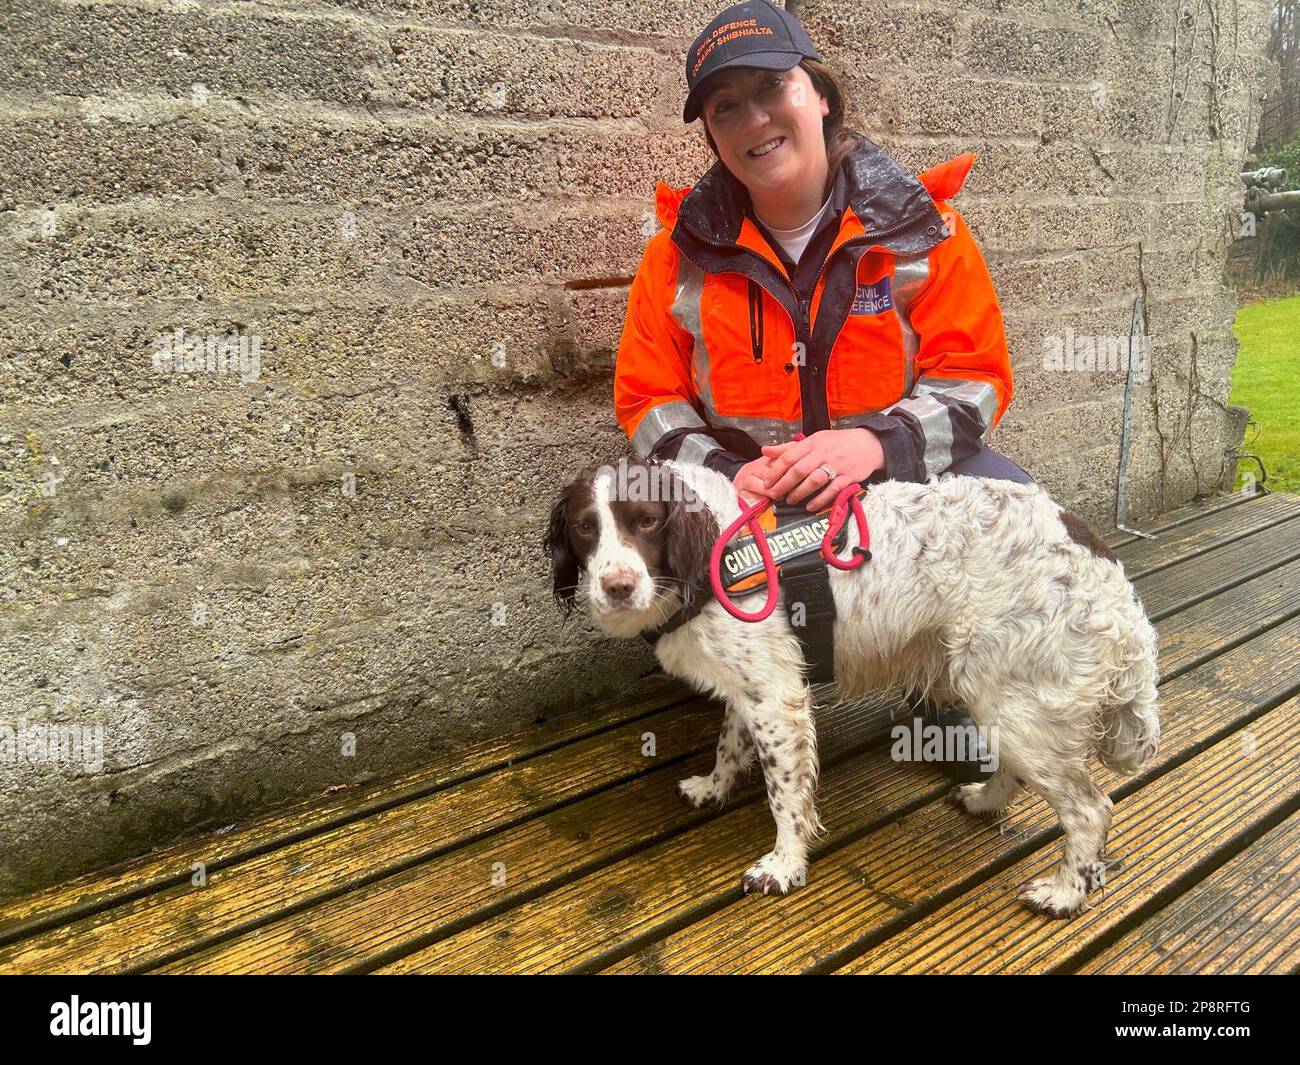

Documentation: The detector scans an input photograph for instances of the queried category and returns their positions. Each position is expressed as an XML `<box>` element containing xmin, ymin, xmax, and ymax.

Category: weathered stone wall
<box><xmin>0</xmin><ymin>0</ymin><xmax>1275</xmax><ymax>896</ymax></box>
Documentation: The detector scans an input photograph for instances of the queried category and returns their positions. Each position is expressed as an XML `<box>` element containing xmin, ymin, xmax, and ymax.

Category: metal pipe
<box><xmin>1115</xmin><ymin>293</ymin><xmax>1157</xmax><ymax>540</ymax></box>
<box><xmin>1246</xmin><ymin>188</ymin><xmax>1300</xmax><ymax>213</ymax></box>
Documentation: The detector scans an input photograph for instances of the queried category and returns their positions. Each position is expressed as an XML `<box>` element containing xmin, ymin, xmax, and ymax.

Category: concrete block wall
<box><xmin>0</xmin><ymin>0</ymin><xmax>1275</xmax><ymax>896</ymax></box>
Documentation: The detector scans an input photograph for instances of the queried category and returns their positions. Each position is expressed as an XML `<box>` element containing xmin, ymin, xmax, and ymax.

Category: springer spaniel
<box><xmin>544</xmin><ymin>457</ymin><xmax>1160</xmax><ymax>918</ymax></box>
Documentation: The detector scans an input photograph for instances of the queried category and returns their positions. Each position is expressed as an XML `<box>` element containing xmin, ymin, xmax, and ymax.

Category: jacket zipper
<box><xmin>676</xmin><ymin>199</ymin><xmax>939</xmax><ymax>434</ymax></box>
<box><xmin>747</xmin><ymin>279</ymin><xmax>765</xmax><ymax>362</ymax></box>
<box><xmin>808</xmin><ymin>217</ymin><xmax>920</xmax><ymax>320</ymax></box>
<box><xmin>681</xmin><ymin>213</ymin><xmax>929</xmax><ymax>341</ymax></box>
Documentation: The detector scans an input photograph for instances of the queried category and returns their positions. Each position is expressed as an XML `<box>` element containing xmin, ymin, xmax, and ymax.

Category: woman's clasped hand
<box><xmin>733</xmin><ymin>428</ymin><xmax>885</xmax><ymax>511</ymax></box>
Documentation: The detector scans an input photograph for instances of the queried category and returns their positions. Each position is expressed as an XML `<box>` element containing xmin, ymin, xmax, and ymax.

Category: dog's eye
<box><xmin>574</xmin><ymin>519</ymin><xmax>597</xmax><ymax>536</ymax></box>
<box><xmin>639</xmin><ymin>515</ymin><xmax>660</xmax><ymax>531</ymax></box>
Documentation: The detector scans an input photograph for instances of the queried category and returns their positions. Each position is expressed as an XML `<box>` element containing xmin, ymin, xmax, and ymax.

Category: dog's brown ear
<box><xmin>543</xmin><ymin>491</ymin><xmax>580</xmax><ymax>616</ymax></box>
<box><xmin>664</xmin><ymin>470</ymin><xmax>718</xmax><ymax>613</ymax></box>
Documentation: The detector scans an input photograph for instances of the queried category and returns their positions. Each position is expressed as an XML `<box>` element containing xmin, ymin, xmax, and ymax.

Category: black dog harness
<box><xmin>644</xmin><ymin>486</ymin><xmax>871</xmax><ymax>684</ymax></box>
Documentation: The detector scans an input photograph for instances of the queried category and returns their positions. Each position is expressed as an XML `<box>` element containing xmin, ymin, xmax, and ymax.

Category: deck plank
<box><xmin>1077</xmin><ymin>814</ymin><xmax>1300</xmax><ymax>975</ymax></box>
<box><xmin>1102</xmin><ymin>490</ymin><xmax>1265</xmax><ymax>550</ymax></box>
<box><xmin>0</xmin><ymin>673</ymin><xmax>692</xmax><ymax>942</ymax></box>
<box><xmin>0</xmin><ymin>696</ymin><xmax>727</xmax><ymax>973</ymax></box>
<box><xmin>1116</xmin><ymin>493</ymin><xmax>1299</xmax><ymax>577</ymax></box>
<box><xmin>153</xmin><ymin>694</ymin><xmax>902</xmax><ymax>974</ymax></box>
<box><xmin>1139</xmin><ymin>519</ymin><xmax>1300</xmax><ymax>619</ymax></box>
<box><xmin>1152</xmin><ymin>558</ymin><xmax>1300</xmax><ymax>678</ymax></box>
<box><xmin>836</xmin><ymin>702</ymin><xmax>1299</xmax><ymax>974</ymax></box>
<box><xmin>378</xmin><ymin>620</ymin><xmax>1300</xmax><ymax>974</ymax></box>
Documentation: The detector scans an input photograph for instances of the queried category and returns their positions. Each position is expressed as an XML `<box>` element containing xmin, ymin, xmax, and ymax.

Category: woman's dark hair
<box><xmin>700</xmin><ymin>59</ymin><xmax>863</xmax><ymax>188</ymax></box>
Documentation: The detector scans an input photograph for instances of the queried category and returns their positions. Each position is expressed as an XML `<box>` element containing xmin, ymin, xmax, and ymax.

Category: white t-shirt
<box><xmin>755</xmin><ymin>192</ymin><xmax>835</xmax><ymax>265</ymax></box>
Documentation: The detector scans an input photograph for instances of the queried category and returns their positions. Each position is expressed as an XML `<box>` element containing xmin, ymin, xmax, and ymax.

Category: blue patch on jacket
<box><xmin>850</xmin><ymin>277</ymin><xmax>894</xmax><ymax>316</ymax></box>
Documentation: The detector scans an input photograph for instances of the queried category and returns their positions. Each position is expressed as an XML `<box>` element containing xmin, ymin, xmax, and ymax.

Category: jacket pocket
<box><xmin>698</xmin><ymin>275</ymin><xmax>799</xmax><ymax>420</ymax></box>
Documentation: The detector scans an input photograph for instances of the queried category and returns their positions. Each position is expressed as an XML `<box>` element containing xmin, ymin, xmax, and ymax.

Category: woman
<box><xmin>614</xmin><ymin>0</ymin><xmax>1030</xmax><ymax>513</ymax></box>
<box><xmin>613</xmin><ymin>1</ymin><xmax>1028</xmax><ymax>779</ymax></box>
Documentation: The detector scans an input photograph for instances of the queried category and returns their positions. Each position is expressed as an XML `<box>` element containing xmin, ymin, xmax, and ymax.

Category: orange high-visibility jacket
<box><xmin>613</xmin><ymin>134</ymin><xmax>1013</xmax><ymax>483</ymax></box>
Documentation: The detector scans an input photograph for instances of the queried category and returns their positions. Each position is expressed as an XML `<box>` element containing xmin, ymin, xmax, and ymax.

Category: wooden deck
<box><xmin>2</xmin><ymin>491</ymin><xmax>1298</xmax><ymax>975</ymax></box>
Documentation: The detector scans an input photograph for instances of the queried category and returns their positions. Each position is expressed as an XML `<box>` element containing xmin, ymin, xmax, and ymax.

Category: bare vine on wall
<box><xmin>1149</xmin><ymin>1</ymin><xmax>1255</xmax><ymax>510</ymax></box>
<box><xmin>1167</xmin><ymin>0</ymin><xmax>1242</xmax><ymax>140</ymax></box>
<box><xmin>1257</xmin><ymin>2</ymin><xmax>1299</xmax><ymax>147</ymax></box>
<box><xmin>1149</xmin><ymin>330</ymin><xmax>1240</xmax><ymax>508</ymax></box>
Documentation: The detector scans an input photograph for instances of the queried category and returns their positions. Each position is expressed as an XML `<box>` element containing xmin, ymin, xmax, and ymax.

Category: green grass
<box><xmin>1229</xmin><ymin>293</ymin><xmax>1300</xmax><ymax>494</ymax></box>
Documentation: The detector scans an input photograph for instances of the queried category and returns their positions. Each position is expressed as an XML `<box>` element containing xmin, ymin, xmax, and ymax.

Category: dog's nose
<box><xmin>601</xmin><ymin>569</ymin><xmax>637</xmax><ymax>601</ymax></box>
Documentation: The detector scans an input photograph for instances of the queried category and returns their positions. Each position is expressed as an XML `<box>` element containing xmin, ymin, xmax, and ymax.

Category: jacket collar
<box><xmin>670</xmin><ymin>132</ymin><xmax>948</xmax><ymax>258</ymax></box>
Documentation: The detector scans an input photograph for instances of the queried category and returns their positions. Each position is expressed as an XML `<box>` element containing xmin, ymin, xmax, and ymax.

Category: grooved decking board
<box><xmin>1117</xmin><ymin>493</ymin><xmax>1300</xmax><ymax>577</ymax></box>
<box><xmin>155</xmin><ymin>554</ymin><xmax>1300</xmax><ymax>973</ymax></box>
<box><xmin>1152</xmin><ymin>558</ymin><xmax>1300</xmax><ymax>678</ymax></box>
<box><xmin>373</xmin><ymin>749</ymin><xmax>946</xmax><ymax>974</ymax></box>
<box><xmin>1104</xmin><ymin>491</ymin><xmax>1264</xmax><ymax>550</ymax></box>
<box><xmin>1138</xmin><ymin>519</ymin><xmax>1300</xmax><ymax>619</ymax></box>
<box><xmin>152</xmin><ymin>693</ymin><xmax>902</xmax><ymax>975</ymax></box>
<box><xmin>0</xmin><ymin>673</ymin><xmax>693</xmax><ymax>943</ymax></box>
<box><xmin>1077</xmin><ymin>814</ymin><xmax>1300</xmax><ymax>975</ymax></box>
<box><xmin>836</xmin><ymin>702</ymin><xmax>1300</xmax><ymax>974</ymax></box>
<box><xmin>376</xmin><ymin>618</ymin><xmax>1300</xmax><ymax>974</ymax></box>
<box><xmin>0</xmin><ymin>696</ymin><xmax>729</xmax><ymax>974</ymax></box>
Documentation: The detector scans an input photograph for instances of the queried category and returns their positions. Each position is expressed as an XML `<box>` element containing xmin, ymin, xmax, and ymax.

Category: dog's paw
<box><xmin>741</xmin><ymin>852</ymin><xmax>807</xmax><ymax>897</ymax></box>
<box><xmin>1016</xmin><ymin>874</ymin><xmax>1089</xmax><ymax>919</ymax></box>
<box><xmin>947</xmin><ymin>782</ymin><xmax>1005</xmax><ymax>819</ymax></box>
<box><xmin>676</xmin><ymin>774</ymin><xmax>724</xmax><ymax>809</ymax></box>
<box><xmin>1079</xmin><ymin>859</ymin><xmax>1108</xmax><ymax>893</ymax></box>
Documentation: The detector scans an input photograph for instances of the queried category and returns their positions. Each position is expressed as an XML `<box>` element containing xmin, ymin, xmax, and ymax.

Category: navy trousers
<box><xmin>944</xmin><ymin>444</ymin><xmax>1033</xmax><ymax>484</ymax></box>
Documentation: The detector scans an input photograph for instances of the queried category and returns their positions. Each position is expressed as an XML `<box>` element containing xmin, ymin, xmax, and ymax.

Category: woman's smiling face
<box><xmin>701</xmin><ymin>65</ymin><xmax>830</xmax><ymax>197</ymax></box>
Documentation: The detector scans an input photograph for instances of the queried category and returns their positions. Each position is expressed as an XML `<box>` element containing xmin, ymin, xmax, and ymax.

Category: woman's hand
<box><xmin>757</xmin><ymin>429</ymin><xmax>885</xmax><ymax>511</ymax></box>
<box><xmin>733</xmin><ymin>456</ymin><xmax>778</xmax><ymax>506</ymax></box>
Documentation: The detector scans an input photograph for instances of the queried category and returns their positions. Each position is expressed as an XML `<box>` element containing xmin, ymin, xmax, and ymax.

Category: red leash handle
<box><xmin>822</xmin><ymin>483</ymin><xmax>871</xmax><ymax>570</ymax></box>
<box><xmin>709</xmin><ymin>495</ymin><xmax>780</xmax><ymax>623</ymax></box>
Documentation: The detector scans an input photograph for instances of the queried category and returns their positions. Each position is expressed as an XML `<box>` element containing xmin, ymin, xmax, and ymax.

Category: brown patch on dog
<box><xmin>1058</xmin><ymin>510</ymin><xmax>1118</xmax><ymax>563</ymax></box>
<box><xmin>543</xmin><ymin>476</ymin><xmax>597</xmax><ymax>613</ymax></box>
<box><xmin>542</xmin><ymin>458</ymin><xmax>718</xmax><ymax>617</ymax></box>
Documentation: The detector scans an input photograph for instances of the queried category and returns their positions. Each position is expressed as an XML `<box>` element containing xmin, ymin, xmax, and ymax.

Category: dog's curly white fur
<box><xmin>544</xmin><ymin>459</ymin><xmax>1160</xmax><ymax>916</ymax></box>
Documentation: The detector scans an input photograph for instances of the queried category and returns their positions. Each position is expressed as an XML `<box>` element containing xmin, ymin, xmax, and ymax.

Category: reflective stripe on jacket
<box><xmin>613</xmin><ymin>133</ymin><xmax>1013</xmax><ymax>482</ymax></box>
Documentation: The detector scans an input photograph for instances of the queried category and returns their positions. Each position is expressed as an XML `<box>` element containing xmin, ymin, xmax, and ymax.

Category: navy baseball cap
<box><xmin>683</xmin><ymin>1</ymin><xmax>822</xmax><ymax>123</ymax></box>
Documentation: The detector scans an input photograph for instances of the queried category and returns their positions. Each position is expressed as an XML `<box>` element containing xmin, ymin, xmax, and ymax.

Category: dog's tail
<box><xmin>1097</xmin><ymin>621</ymin><xmax>1161</xmax><ymax>774</ymax></box>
